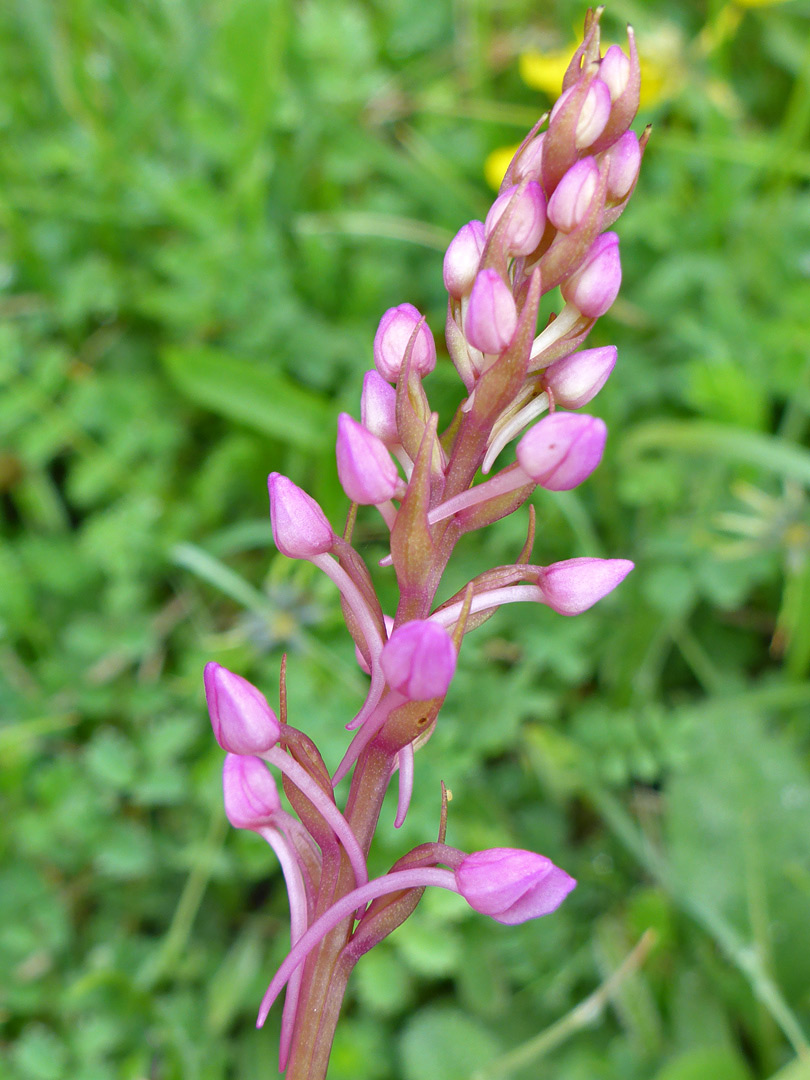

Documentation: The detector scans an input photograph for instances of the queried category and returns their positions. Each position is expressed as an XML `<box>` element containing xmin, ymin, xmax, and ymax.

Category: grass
<box><xmin>2</xmin><ymin>1</ymin><xmax>810</xmax><ymax>1078</ymax></box>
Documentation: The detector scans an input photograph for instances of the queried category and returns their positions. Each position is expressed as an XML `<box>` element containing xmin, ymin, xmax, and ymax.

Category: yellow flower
<box><xmin>519</xmin><ymin>31</ymin><xmax>683</xmax><ymax>110</ymax></box>
<box><xmin>484</xmin><ymin>144</ymin><xmax>520</xmax><ymax>192</ymax></box>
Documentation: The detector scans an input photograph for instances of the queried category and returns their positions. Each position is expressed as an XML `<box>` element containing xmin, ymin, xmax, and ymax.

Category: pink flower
<box><xmin>516</xmin><ymin>412</ymin><xmax>607</xmax><ymax>490</ymax></box>
<box><xmin>547</xmin><ymin>157</ymin><xmax>601</xmax><ymax>233</ymax></box>
<box><xmin>443</xmin><ymin>220</ymin><xmax>486</xmax><ymax>299</ymax></box>
<box><xmin>205</xmin><ymin>662</ymin><xmax>281</xmax><ymax>755</ymax></box>
<box><xmin>268</xmin><ymin>473</ymin><xmax>335</xmax><ymax>559</ymax></box>
<box><xmin>373</xmin><ymin>303</ymin><xmax>436</xmax><ymax>382</ymax></box>
<box><xmin>485</xmin><ymin>182</ymin><xmax>547</xmax><ymax>256</ymax></box>
<box><xmin>560</xmin><ymin>232</ymin><xmax>621</xmax><ymax>318</ymax></box>
<box><xmin>543</xmin><ymin>346</ymin><xmax>616</xmax><ymax>409</ymax></box>
<box><xmin>465</xmin><ymin>269</ymin><xmax>518</xmax><ymax>355</ymax></box>
<box><xmin>599</xmin><ymin>45</ymin><xmax>631</xmax><ymax>101</ymax></box>
<box><xmin>537</xmin><ymin>557</ymin><xmax>634</xmax><ymax>615</ymax></box>
<box><xmin>550</xmin><ymin>78</ymin><xmax>612</xmax><ymax>150</ymax></box>
<box><xmin>603</xmin><ymin>131</ymin><xmax>641</xmax><ymax>203</ymax></box>
<box><xmin>456</xmin><ymin>848</ymin><xmax>576</xmax><ymax>924</ymax></box>
<box><xmin>222</xmin><ymin>753</ymin><xmax>282</xmax><ymax>830</ymax></box>
<box><xmin>361</xmin><ymin>369</ymin><xmax>399</xmax><ymax>446</ymax></box>
<box><xmin>336</xmin><ymin>413</ymin><xmax>399</xmax><ymax>505</ymax></box>
<box><xmin>380</xmin><ymin>620</ymin><xmax>457</xmax><ymax>701</ymax></box>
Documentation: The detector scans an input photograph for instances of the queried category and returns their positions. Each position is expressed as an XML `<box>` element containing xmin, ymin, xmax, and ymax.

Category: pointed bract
<box><xmin>456</xmin><ymin>848</ymin><xmax>576</xmax><ymax>924</ymax></box>
<box><xmin>380</xmin><ymin>620</ymin><xmax>457</xmax><ymax>701</ymax></box>
<box><xmin>516</xmin><ymin>412</ymin><xmax>607</xmax><ymax>490</ymax></box>
<box><xmin>268</xmin><ymin>473</ymin><xmax>335</xmax><ymax>559</ymax></box>
<box><xmin>205</xmin><ymin>662</ymin><xmax>281</xmax><ymax>755</ymax></box>
<box><xmin>336</xmin><ymin>414</ymin><xmax>399</xmax><ymax>505</ymax></box>
<box><xmin>537</xmin><ymin>557</ymin><xmax>634</xmax><ymax>615</ymax></box>
<box><xmin>222</xmin><ymin>753</ymin><xmax>281</xmax><ymax>830</ymax></box>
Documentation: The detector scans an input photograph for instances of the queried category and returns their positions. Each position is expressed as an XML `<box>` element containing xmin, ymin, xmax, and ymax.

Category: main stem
<box><xmin>284</xmin><ymin>404</ymin><xmax>493</xmax><ymax>1079</ymax></box>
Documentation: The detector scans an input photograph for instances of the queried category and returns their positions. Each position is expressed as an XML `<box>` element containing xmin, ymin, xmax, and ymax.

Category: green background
<box><xmin>2</xmin><ymin>1</ymin><xmax>810</xmax><ymax>1078</ymax></box>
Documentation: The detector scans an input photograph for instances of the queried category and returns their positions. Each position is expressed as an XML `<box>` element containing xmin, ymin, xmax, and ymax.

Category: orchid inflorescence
<box><xmin>203</xmin><ymin>10</ymin><xmax>645</xmax><ymax>1078</ymax></box>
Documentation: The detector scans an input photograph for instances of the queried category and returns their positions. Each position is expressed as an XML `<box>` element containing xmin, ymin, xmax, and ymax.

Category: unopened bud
<box><xmin>560</xmin><ymin>232</ymin><xmax>621</xmax><ymax>318</ymax></box>
<box><xmin>222</xmin><ymin>753</ymin><xmax>281</xmax><ymax>830</ymax></box>
<box><xmin>443</xmin><ymin>220</ymin><xmax>485</xmax><ymax>299</ymax></box>
<box><xmin>456</xmin><ymin>848</ymin><xmax>576</xmax><ymax>924</ymax></box>
<box><xmin>465</xmin><ymin>269</ymin><xmax>518</xmax><ymax>355</ymax></box>
<box><xmin>516</xmin><ymin>412</ymin><xmax>607</xmax><ymax>490</ymax></box>
<box><xmin>380</xmin><ymin>620</ymin><xmax>457</xmax><ymax>701</ymax></box>
<box><xmin>485</xmin><ymin>182</ymin><xmax>547</xmax><ymax>257</ymax></box>
<box><xmin>603</xmin><ymin>131</ymin><xmax>641</xmax><ymax>203</ymax></box>
<box><xmin>543</xmin><ymin>346</ymin><xmax>616</xmax><ymax>408</ymax></box>
<box><xmin>361</xmin><ymin>369</ymin><xmax>399</xmax><ymax>446</ymax></box>
<box><xmin>513</xmin><ymin>133</ymin><xmax>545</xmax><ymax>183</ymax></box>
<box><xmin>205</xmin><ymin>662</ymin><xmax>281</xmax><ymax>755</ymax></box>
<box><xmin>537</xmin><ymin>556</ymin><xmax>634</xmax><ymax>615</ymax></box>
<box><xmin>336</xmin><ymin>413</ymin><xmax>399</xmax><ymax>506</ymax></box>
<box><xmin>551</xmin><ymin>78</ymin><xmax>612</xmax><ymax>150</ymax></box>
<box><xmin>373</xmin><ymin>303</ymin><xmax>436</xmax><ymax>382</ymax></box>
<box><xmin>599</xmin><ymin>44</ymin><xmax>631</xmax><ymax>101</ymax></box>
<box><xmin>268</xmin><ymin>473</ymin><xmax>335</xmax><ymax>559</ymax></box>
<box><xmin>547</xmin><ymin>157</ymin><xmax>601</xmax><ymax>233</ymax></box>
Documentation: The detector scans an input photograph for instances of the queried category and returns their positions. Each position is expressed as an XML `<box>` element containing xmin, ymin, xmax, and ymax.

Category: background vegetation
<box><xmin>2</xmin><ymin>1</ymin><xmax>810</xmax><ymax>1078</ymax></box>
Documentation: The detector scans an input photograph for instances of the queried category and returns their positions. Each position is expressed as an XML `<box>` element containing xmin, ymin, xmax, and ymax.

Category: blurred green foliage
<box><xmin>2</xmin><ymin>0</ymin><xmax>810</xmax><ymax>1078</ymax></box>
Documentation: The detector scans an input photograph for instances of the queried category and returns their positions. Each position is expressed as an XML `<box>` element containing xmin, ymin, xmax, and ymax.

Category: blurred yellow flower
<box><xmin>484</xmin><ymin>144</ymin><xmax>520</xmax><ymax>193</ymax></box>
<box><xmin>483</xmin><ymin>29</ymin><xmax>687</xmax><ymax>189</ymax></box>
<box><xmin>519</xmin><ymin>38</ymin><xmax>676</xmax><ymax>110</ymax></box>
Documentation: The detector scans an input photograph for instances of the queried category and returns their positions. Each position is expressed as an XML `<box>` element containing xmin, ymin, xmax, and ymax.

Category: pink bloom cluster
<box><xmin>203</xmin><ymin>12</ymin><xmax>643</xmax><ymax>1078</ymax></box>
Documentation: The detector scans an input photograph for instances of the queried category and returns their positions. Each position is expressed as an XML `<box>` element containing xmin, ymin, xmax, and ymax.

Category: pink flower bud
<box><xmin>516</xmin><ymin>412</ymin><xmax>607</xmax><ymax>490</ymax></box>
<box><xmin>551</xmin><ymin>78</ymin><xmax>612</xmax><ymax>150</ymax></box>
<box><xmin>222</xmin><ymin>753</ymin><xmax>281</xmax><ymax>830</ymax></box>
<box><xmin>443</xmin><ymin>220</ymin><xmax>485</xmax><ymax>299</ymax></box>
<box><xmin>373</xmin><ymin>303</ymin><xmax>436</xmax><ymax>382</ymax></box>
<box><xmin>268</xmin><ymin>473</ymin><xmax>335</xmax><ymax>559</ymax></box>
<box><xmin>205</xmin><ymin>662</ymin><xmax>281</xmax><ymax>755</ymax></box>
<box><xmin>464</xmin><ymin>269</ymin><xmax>518</xmax><ymax>355</ymax></box>
<box><xmin>380</xmin><ymin>620</ymin><xmax>457</xmax><ymax>701</ymax></box>
<box><xmin>537</xmin><ymin>556</ymin><xmax>634</xmax><ymax>615</ymax></box>
<box><xmin>513</xmin><ymin>133</ymin><xmax>545</xmax><ymax>183</ymax></box>
<box><xmin>547</xmin><ymin>157</ymin><xmax>601</xmax><ymax>233</ymax></box>
<box><xmin>599</xmin><ymin>45</ymin><xmax>630</xmax><ymax>101</ymax></box>
<box><xmin>336</xmin><ymin>413</ymin><xmax>399</xmax><ymax>506</ymax></box>
<box><xmin>603</xmin><ymin>131</ymin><xmax>641</xmax><ymax>203</ymax></box>
<box><xmin>560</xmin><ymin>232</ymin><xmax>621</xmax><ymax>318</ymax></box>
<box><xmin>355</xmin><ymin>615</ymin><xmax>394</xmax><ymax>675</ymax></box>
<box><xmin>485</xmin><ymin>182</ymin><xmax>547</xmax><ymax>257</ymax></box>
<box><xmin>456</xmin><ymin>848</ymin><xmax>576</xmax><ymax>924</ymax></box>
<box><xmin>361</xmin><ymin>369</ymin><xmax>398</xmax><ymax>446</ymax></box>
<box><xmin>543</xmin><ymin>346</ymin><xmax>617</xmax><ymax>409</ymax></box>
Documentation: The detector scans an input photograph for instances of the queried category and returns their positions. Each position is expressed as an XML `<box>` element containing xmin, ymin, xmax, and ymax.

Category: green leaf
<box><xmin>399</xmin><ymin>1006</ymin><xmax>502</xmax><ymax>1080</ymax></box>
<box><xmin>653</xmin><ymin>1048</ymin><xmax>752</xmax><ymax>1080</ymax></box>
<box><xmin>162</xmin><ymin>346</ymin><xmax>333</xmax><ymax>449</ymax></box>
<box><xmin>623</xmin><ymin>421</ymin><xmax>810</xmax><ymax>487</ymax></box>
